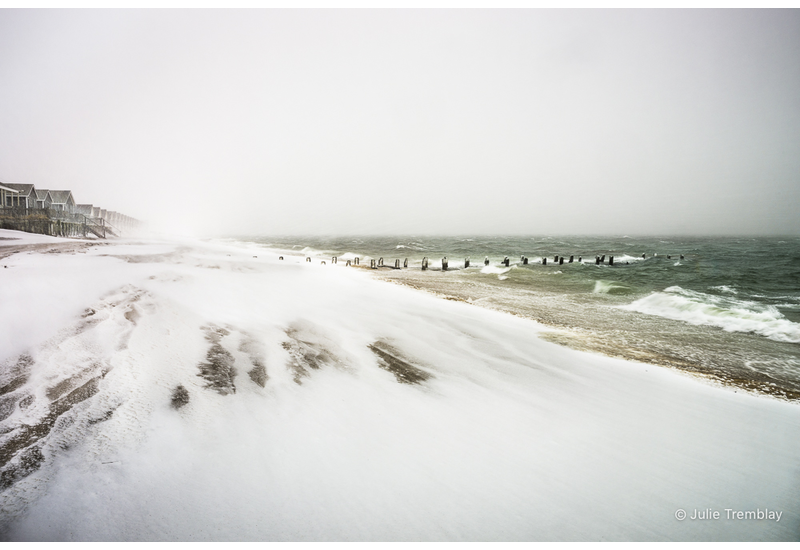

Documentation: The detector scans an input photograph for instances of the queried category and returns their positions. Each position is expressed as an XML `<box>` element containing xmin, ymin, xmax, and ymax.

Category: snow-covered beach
<box><xmin>0</xmin><ymin>229</ymin><xmax>798</xmax><ymax>541</ymax></box>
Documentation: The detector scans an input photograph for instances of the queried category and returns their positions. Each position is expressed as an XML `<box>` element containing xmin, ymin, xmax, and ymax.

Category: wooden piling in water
<box><xmin>600</xmin><ymin>255</ymin><xmax>605</xmax><ymax>263</ymax></box>
<box><xmin>465</xmin><ymin>258</ymin><xmax>470</xmax><ymax>268</ymax></box>
<box><xmin>559</xmin><ymin>257</ymin><xmax>564</xmax><ymax>265</ymax></box>
<box><xmin>578</xmin><ymin>256</ymin><xmax>582</xmax><ymax>262</ymax></box>
<box><xmin>370</xmin><ymin>259</ymin><xmax>377</xmax><ymax>269</ymax></box>
<box><xmin>543</xmin><ymin>257</ymin><xmax>547</xmax><ymax>265</ymax></box>
<box><xmin>306</xmin><ymin>257</ymin><xmax>311</xmax><ymax>263</ymax></box>
<box><xmin>609</xmin><ymin>255</ymin><xmax>614</xmax><ymax>265</ymax></box>
<box><xmin>484</xmin><ymin>256</ymin><xmax>489</xmax><ymax>266</ymax></box>
<box><xmin>332</xmin><ymin>256</ymin><xmax>337</xmax><ymax>264</ymax></box>
<box><xmin>523</xmin><ymin>256</ymin><xmax>528</xmax><ymax>265</ymax></box>
<box><xmin>595</xmin><ymin>256</ymin><xmax>600</xmax><ymax>265</ymax></box>
<box><xmin>355</xmin><ymin>257</ymin><xmax>360</xmax><ymax>265</ymax></box>
<box><xmin>569</xmin><ymin>255</ymin><xmax>574</xmax><ymax>263</ymax></box>
<box><xmin>442</xmin><ymin>257</ymin><xmax>448</xmax><ymax>270</ymax></box>
<box><xmin>503</xmin><ymin>257</ymin><xmax>510</xmax><ymax>267</ymax></box>
<box><xmin>346</xmin><ymin>260</ymin><xmax>351</xmax><ymax>266</ymax></box>
<box><xmin>422</xmin><ymin>257</ymin><xmax>428</xmax><ymax>270</ymax></box>
<box><xmin>279</xmin><ymin>256</ymin><xmax>283</xmax><ymax>260</ymax></box>
<box><xmin>378</xmin><ymin>257</ymin><xmax>384</xmax><ymax>267</ymax></box>
<box><xmin>395</xmin><ymin>259</ymin><xmax>400</xmax><ymax>269</ymax></box>
<box><xmin>404</xmin><ymin>258</ymin><xmax>408</xmax><ymax>268</ymax></box>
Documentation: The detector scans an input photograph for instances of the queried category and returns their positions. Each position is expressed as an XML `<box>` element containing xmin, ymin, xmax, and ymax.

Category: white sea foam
<box><xmin>622</xmin><ymin>286</ymin><xmax>800</xmax><ymax>343</ymax></box>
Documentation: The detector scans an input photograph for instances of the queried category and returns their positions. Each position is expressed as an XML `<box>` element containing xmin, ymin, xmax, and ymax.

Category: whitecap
<box><xmin>710</xmin><ymin>285</ymin><xmax>738</xmax><ymax>295</ymax></box>
<box><xmin>621</xmin><ymin>286</ymin><xmax>800</xmax><ymax>343</ymax></box>
<box><xmin>593</xmin><ymin>280</ymin><xmax>627</xmax><ymax>294</ymax></box>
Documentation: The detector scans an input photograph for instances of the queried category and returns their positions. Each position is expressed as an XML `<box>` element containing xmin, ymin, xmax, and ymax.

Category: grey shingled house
<box><xmin>1</xmin><ymin>183</ymin><xmax>36</xmax><ymax>208</ymax></box>
<box><xmin>47</xmin><ymin>190</ymin><xmax>76</xmax><ymax>213</ymax></box>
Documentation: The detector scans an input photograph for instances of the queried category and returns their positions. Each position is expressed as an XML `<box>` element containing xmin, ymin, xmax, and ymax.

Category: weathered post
<box><xmin>595</xmin><ymin>256</ymin><xmax>600</xmax><ymax>265</ymax></box>
<box><xmin>569</xmin><ymin>255</ymin><xmax>574</xmax><ymax>263</ymax></box>
<box><xmin>600</xmin><ymin>255</ymin><xmax>605</xmax><ymax>263</ymax></box>
<box><xmin>422</xmin><ymin>257</ymin><xmax>428</xmax><ymax>270</ymax></box>
<box><xmin>484</xmin><ymin>256</ymin><xmax>490</xmax><ymax>266</ymax></box>
<box><xmin>554</xmin><ymin>255</ymin><xmax>559</xmax><ymax>263</ymax></box>
<box><xmin>503</xmin><ymin>256</ymin><xmax>510</xmax><ymax>267</ymax></box>
<box><xmin>442</xmin><ymin>257</ymin><xmax>448</xmax><ymax>270</ymax></box>
<box><xmin>578</xmin><ymin>256</ymin><xmax>582</xmax><ymax>262</ymax></box>
<box><xmin>370</xmin><ymin>259</ymin><xmax>377</xmax><ymax>269</ymax></box>
<box><xmin>395</xmin><ymin>259</ymin><xmax>400</xmax><ymax>269</ymax></box>
<box><xmin>378</xmin><ymin>257</ymin><xmax>384</xmax><ymax>267</ymax></box>
<box><xmin>680</xmin><ymin>255</ymin><xmax>684</xmax><ymax>260</ymax></box>
<box><xmin>642</xmin><ymin>253</ymin><xmax>646</xmax><ymax>259</ymax></box>
<box><xmin>559</xmin><ymin>257</ymin><xmax>564</xmax><ymax>265</ymax></box>
<box><xmin>523</xmin><ymin>256</ymin><xmax>528</xmax><ymax>265</ymax></box>
<box><xmin>404</xmin><ymin>258</ymin><xmax>408</xmax><ymax>268</ymax></box>
<box><xmin>543</xmin><ymin>257</ymin><xmax>547</xmax><ymax>265</ymax></box>
<box><xmin>332</xmin><ymin>256</ymin><xmax>337</xmax><ymax>264</ymax></box>
<box><xmin>355</xmin><ymin>257</ymin><xmax>360</xmax><ymax>265</ymax></box>
<box><xmin>667</xmin><ymin>255</ymin><xmax>671</xmax><ymax>259</ymax></box>
<box><xmin>306</xmin><ymin>257</ymin><xmax>311</xmax><ymax>263</ymax></box>
<box><xmin>279</xmin><ymin>256</ymin><xmax>284</xmax><ymax>260</ymax></box>
<box><xmin>609</xmin><ymin>255</ymin><xmax>614</xmax><ymax>265</ymax></box>
<box><xmin>464</xmin><ymin>258</ymin><xmax>470</xmax><ymax>268</ymax></box>
<box><xmin>321</xmin><ymin>261</ymin><xmax>326</xmax><ymax>265</ymax></box>
<box><xmin>346</xmin><ymin>260</ymin><xmax>351</xmax><ymax>266</ymax></box>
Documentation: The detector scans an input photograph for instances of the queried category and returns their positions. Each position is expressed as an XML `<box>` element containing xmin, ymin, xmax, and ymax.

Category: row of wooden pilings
<box><xmin>282</xmin><ymin>253</ymin><xmax>685</xmax><ymax>269</ymax></box>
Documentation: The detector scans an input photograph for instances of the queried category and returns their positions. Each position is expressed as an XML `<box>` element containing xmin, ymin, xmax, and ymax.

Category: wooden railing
<box><xmin>0</xmin><ymin>207</ymin><xmax>134</xmax><ymax>238</ymax></box>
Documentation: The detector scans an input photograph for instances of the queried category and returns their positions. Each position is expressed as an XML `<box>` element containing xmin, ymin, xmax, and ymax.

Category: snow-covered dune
<box><xmin>0</xmin><ymin>230</ymin><xmax>798</xmax><ymax>541</ymax></box>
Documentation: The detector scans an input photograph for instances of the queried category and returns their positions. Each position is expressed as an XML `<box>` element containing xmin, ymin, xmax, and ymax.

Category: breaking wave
<box><xmin>622</xmin><ymin>286</ymin><xmax>800</xmax><ymax>343</ymax></box>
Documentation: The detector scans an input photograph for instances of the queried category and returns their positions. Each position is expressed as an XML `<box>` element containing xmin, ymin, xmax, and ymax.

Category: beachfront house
<box><xmin>35</xmin><ymin>189</ymin><xmax>52</xmax><ymax>209</ymax></box>
<box><xmin>48</xmin><ymin>190</ymin><xmax>76</xmax><ymax>213</ymax></box>
<box><xmin>75</xmin><ymin>204</ymin><xmax>94</xmax><ymax>216</ymax></box>
<box><xmin>0</xmin><ymin>184</ymin><xmax>20</xmax><ymax>209</ymax></box>
<box><xmin>1</xmin><ymin>183</ymin><xmax>37</xmax><ymax>208</ymax></box>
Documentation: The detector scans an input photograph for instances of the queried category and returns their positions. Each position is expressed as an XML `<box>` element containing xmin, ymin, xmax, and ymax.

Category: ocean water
<box><xmin>222</xmin><ymin>235</ymin><xmax>800</xmax><ymax>400</ymax></box>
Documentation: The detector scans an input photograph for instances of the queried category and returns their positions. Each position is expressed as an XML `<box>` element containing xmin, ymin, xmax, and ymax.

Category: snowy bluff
<box><xmin>0</xmin><ymin>229</ymin><xmax>798</xmax><ymax>541</ymax></box>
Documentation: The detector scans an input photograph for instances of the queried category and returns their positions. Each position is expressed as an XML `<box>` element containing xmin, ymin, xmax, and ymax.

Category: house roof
<box><xmin>35</xmin><ymin>189</ymin><xmax>50</xmax><ymax>201</ymax></box>
<box><xmin>1</xmin><ymin>183</ymin><xmax>35</xmax><ymax>197</ymax></box>
<box><xmin>48</xmin><ymin>190</ymin><xmax>75</xmax><ymax>205</ymax></box>
<box><xmin>0</xmin><ymin>184</ymin><xmax>20</xmax><ymax>194</ymax></box>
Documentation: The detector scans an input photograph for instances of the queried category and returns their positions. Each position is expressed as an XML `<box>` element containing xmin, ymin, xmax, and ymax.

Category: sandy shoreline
<box><xmin>367</xmin><ymin>265</ymin><xmax>800</xmax><ymax>403</ymax></box>
<box><xmin>1</xmin><ymin>230</ymin><xmax>798</xmax><ymax>541</ymax></box>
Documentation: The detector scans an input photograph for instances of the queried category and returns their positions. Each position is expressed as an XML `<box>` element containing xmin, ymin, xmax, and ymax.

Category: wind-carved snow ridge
<box><xmin>0</xmin><ymin>285</ymin><xmax>151</xmax><ymax>516</ymax></box>
<box><xmin>196</xmin><ymin>325</ymin><xmax>270</xmax><ymax>393</ymax></box>
<box><xmin>238</xmin><ymin>333</ymin><xmax>268</xmax><ymax>388</ymax></box>
<box><xmin>197</xmin><ymin>325</ymin><xmax>237</xmax><ymax>395</ymax></box>
<box><xmin>281</xmin><ymin>320</ymin><xmax>349</xmax><ymax>385</ymax></box>
<box><xmin>369</xmin><ymin>340</ymin><xmax>432</xmax><ymax>385</ymax></box>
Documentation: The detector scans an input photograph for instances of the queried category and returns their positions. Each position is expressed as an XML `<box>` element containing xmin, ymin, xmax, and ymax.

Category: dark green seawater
<box><xmin>223</xmin><ymin>235</ymin><xmax>800</xmax><ymax>400</ymax></box>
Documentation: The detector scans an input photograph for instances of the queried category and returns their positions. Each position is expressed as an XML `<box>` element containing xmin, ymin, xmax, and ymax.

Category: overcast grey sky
<box><xmin>1</xmin><ymin>9</ymin><xmax>798</xmax><ymax>236</ymax></box>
